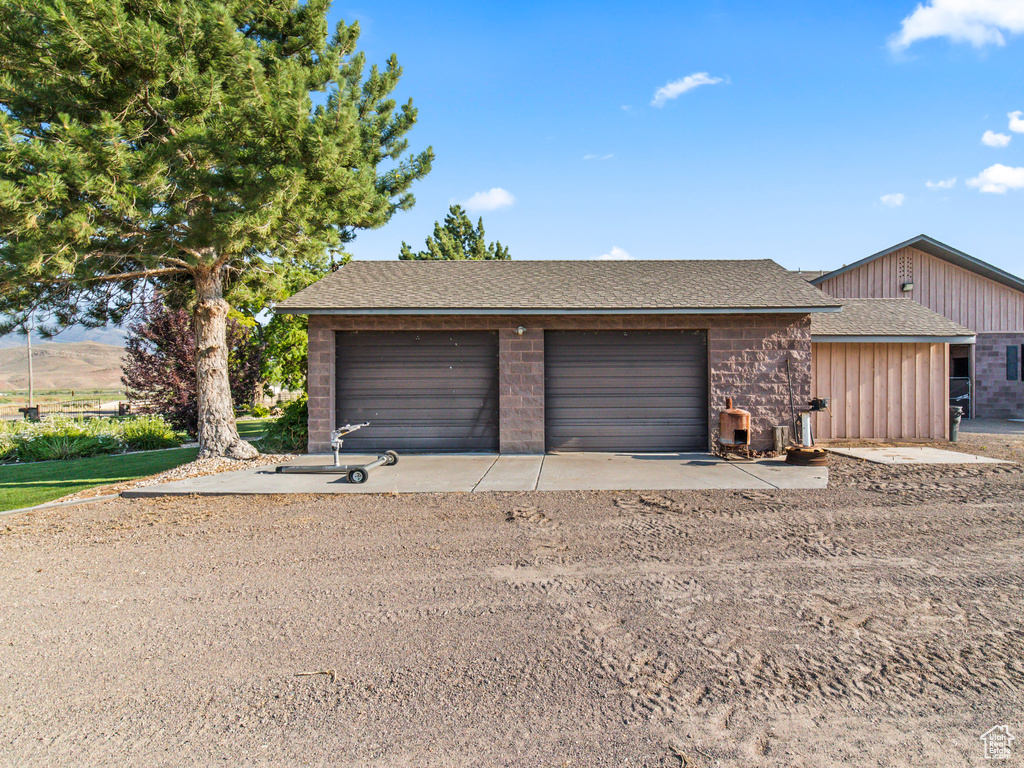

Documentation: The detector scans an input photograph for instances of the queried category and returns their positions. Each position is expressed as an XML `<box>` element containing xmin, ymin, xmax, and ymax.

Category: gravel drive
<box><xmin>1</xmin><ymin>442</ymin><xmax>1022</xmax><ymax>767</ymax></box>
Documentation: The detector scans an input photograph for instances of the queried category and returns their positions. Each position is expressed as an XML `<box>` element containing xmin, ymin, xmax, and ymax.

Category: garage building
<box><xmin>277</xmin><ymin>259</ymin><xmax>840</xmax><ymax>454</ymax></box>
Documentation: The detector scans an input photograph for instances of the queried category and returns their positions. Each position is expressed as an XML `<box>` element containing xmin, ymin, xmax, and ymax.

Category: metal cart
<box><xmin>275</xmin><ymin>422</ymin><xmax>398</xmax><ymax>484</ymax></box>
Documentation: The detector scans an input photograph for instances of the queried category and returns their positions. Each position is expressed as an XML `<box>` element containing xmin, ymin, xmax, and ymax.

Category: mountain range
<box><xmin>0</xmin><ymin>342</ymin><xmax>126</xmax><ymax>392</ymax></box>
<box><xmin>0</xmin><ymin>325</ymin><xmax>126</xmax><ymax>349</ymax></box>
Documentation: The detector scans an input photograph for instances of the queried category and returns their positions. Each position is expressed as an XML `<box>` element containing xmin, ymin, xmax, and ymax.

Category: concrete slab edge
<box><xmin>120</xmin><ymin>489</ymin><xmax>280</xmax><ymax>499</ymax></box>
<box><xmin>121</xmin><ymin>484</ymin><xmax>800</xmax><ymax>498</ymax></box>
<box><xmin>119</xmin><ymin>488</ymin><xmax>441</xmax><ymax>499</ymax></box>
<box><xmin>731</xmin><ymin>463</ymin><xmax>782</xmax><ymax>489</ymax></box>
<box><xmin>827</xmin><ymin>446</ymin><xmax>1007</xmax><ymax>465</ymax></box>
<box><xmin>469</xmin><ymin>455</ymin><xmax>501</xmax><ymax>493</ymax></box>
<box><xmin>1</xmin><ymin>493</ymin><xmax>121</xmax><ymax>518</ymax></box>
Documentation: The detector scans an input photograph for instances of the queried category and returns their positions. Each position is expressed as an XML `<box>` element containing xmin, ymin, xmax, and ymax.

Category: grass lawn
<box><xmin>0</xmin><ymin>447</ymin><xmax>200</xmax><ymax>513</ymax></box>
<box><xmin>236</xmin><ymin>418</ymin><xmax>277</xmax><ymax>441</ymax></box>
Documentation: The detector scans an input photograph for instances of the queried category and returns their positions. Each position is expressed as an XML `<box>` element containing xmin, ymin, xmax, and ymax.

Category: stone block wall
<box><xmin>498</xmin><ymin>328</ymin><xmax>545</xmax><ymax>453</ymax></box>
<box><xmin>974</xmin><ymin>333</ymin><xmax>1024</xmax><ymax>418</ymax></box>
<box><xmin>707</xmin><ymin>315</ymin><xmax>812</xmax><ymax>450</ymax></box>
<box><xmin>306</xmin><ymin>315</ymin><xmax>337</xmax><ymax>453</ymax></box>
<box><xmin>305</xmin><ymin>312</ymin><xmax>812</xmax><ymax>453</ymax></box>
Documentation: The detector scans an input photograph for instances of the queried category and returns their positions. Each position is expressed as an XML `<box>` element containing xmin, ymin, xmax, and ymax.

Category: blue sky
<box><xmin>332</xmin><ymin>0</ymin><xmax>1024</xmax><ymax>274</ymax></box>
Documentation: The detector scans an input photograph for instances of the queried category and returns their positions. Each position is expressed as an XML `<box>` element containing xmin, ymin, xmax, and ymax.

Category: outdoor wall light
<box><xmin>901</xmin><ymin>282</ymin><xmax>915</xmax><ymax>292</ymax></box>
<box><xmin>515</xmin><ymin>326</ymin><xmax>526</xmax><ymax>336</ymax></box>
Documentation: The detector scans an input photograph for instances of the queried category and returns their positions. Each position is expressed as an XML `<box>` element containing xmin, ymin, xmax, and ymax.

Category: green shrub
<box><xmin>0</xmin><ymin>432</ymin><xmax>15</xmax><ymax>462</ymax></box>
<box><xmin>120</xmin><ymin>414</ymin><xmax>184</xmax><ymax>451</ymax></box>
<box><xmin>259</xmin><ymin>396</ymin><xmax>307</xmax><ymax>453</ymax></box>
<box><xmin>16</xmin><ymin>432</ymin><xmax>123</xmax><ymax>462</ymax></box>
<box><xmin>251</xmin><ymin>403</ymin><xmax>272</xmax><ymax>418</ymax></box>
<box><xmin>0</xmin><ymin>414</ymin><xmax>184</xmax><ymax>463</ymax></box>
<box><xmin>5</xmin><ymin>417</ymin><xmax>122</xmax><ymax>462</ymax></box>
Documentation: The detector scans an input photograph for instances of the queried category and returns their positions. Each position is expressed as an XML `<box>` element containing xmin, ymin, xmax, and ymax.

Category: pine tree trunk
<box><xmin>194</xmin><ymin>267</ymin><xmax>258</xmax><ymax>459</ymax></box>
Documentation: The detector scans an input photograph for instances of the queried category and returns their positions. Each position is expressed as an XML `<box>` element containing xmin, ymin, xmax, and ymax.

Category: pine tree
<box><xmin>0</xmin><ymin>0</ymin><xmax>432</xmax><ymax>457</ymax></box>
<box><xmin>399</xmin><ymin>205</ymin><xmax>510</xmax><ymax>260</ymax></box>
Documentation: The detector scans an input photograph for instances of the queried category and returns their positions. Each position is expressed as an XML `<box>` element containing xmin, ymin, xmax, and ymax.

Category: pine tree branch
<box><xmin>66</xmin><ymin>267</ymin><xmax>190</xmax><ymax>283</ymax></box>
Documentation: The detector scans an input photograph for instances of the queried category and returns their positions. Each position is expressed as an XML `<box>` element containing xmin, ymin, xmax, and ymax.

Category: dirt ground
<box><xmin>1</xmin><ymin>440</ymin><xmax>1023</xmax><ymax>767</ymax></box>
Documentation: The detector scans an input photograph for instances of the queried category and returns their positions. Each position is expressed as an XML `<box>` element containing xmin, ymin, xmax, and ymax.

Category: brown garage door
<box><xmin>545</xmin><ymin>330</ymin><xmax>708</xmax><ymax>452</ymax></box>
<box><xmin>335</xmin><ymin>331</ymin><xmax>498</xmax><ymax>452</ymax></box>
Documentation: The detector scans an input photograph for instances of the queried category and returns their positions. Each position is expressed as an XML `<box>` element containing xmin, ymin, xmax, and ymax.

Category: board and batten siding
<box><xmin>812</xmin><ymin>342</ymin><xmax>948</xmax><ymax>440</ymax></box>
<box><xmin>818</xmin><ymin>246</ymin><xmax>1024</xmax><ymax>333</ymax></box>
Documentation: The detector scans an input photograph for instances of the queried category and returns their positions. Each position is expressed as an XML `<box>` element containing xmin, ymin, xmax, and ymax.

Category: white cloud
<box><xmin>880</xmin><ymin>193</ymin><xmax>906</xmax><ymax>207</ymax></box>
<box><xmin>926</xmin><ymin>177</ymin><xmax>957</xmax><ymax>189</ymax></box>
<box><xmin>982</xmin><ymin>130</ymin><xmax>1012</xmax><ymax>147</ymax></box>
<box><xmin>890</xmin><ymin>0</ymin><xmax>1024</xmax><ymax>50</ymax></box>
<box><xmin>583</xmin><ymin>154</ymin><xmax>614</xmax><ymax>161</ymax></box>
<box><xmin>595</xmin><ymin>246</ymin><xmax>633</xmax><ymax>260</ymax></box>
<box><xmin>462</xmin><ymin>187</ymin><xmax>515</xmax><ymax>211</ymax></box>
<box><xmin>967</xmin><ymin>163</ymin><xmax>1024</xmax><ymax>193</ymax></box>
<box><xmin>1009</xmin><ymin>110</ymin><xmax>1024</xmax><ymax>132</ymax></box>
<box><xmin>651</xmin><ymin>72</ymin><xmax>724</xmax><ymax>107</ymax></box>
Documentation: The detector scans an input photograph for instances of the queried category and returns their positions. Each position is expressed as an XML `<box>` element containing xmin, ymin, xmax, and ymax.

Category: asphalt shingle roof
<box><xmin>277</xmin><ymin>259</ymin><xmax>841</xmax><ymax>313</ymax></box>
<box><xmin>811</xmin><ymin>298</ymin><xmax>975</xmax><ymax>338</ymax></box>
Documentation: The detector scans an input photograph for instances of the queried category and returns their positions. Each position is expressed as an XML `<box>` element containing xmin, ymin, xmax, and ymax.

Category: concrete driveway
<box><xmin>121</xmin><ymin>452</ymin><xmax>827</xmax><ymax>497</ymax></box>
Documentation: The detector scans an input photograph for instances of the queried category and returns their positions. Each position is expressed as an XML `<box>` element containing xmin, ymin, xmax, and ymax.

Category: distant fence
<box><xmin>2</xmin><ymin>390</ymin><xmax>302</xmax><ymax>422</ymax></box>
<box><xmin>259</xmin><ymin>389</ymin><xmax>303</xmax><ymax>407</ymax></box>
<box><xmin>0</xmin><ymin>398</ymin><xmax>128</xmax><ymax>422</ymax></box>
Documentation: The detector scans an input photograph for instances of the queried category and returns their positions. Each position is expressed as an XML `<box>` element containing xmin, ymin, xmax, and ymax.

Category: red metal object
<box><xmin>718</xmin><ymin>397</ymin><xmax>751</xmax><ymax>456</ymax></box>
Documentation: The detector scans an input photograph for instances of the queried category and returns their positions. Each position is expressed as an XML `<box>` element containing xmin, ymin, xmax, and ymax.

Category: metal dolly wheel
<box><xmin>276</xmin><ymin>423</ymin><xmax>398</xmax><ymax>483</ymax></box>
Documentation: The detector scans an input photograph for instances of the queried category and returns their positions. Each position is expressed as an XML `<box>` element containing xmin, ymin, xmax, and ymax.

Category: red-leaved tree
<box><xmin>122</xmin><ymin>299</ymin><xmax>261</xmax><ymax>437</ymax></box>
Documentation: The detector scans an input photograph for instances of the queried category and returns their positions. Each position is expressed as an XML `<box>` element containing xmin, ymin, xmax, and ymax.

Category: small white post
<box><xmin>800</xmin><ymin>412</ymin><xmax>812</xmax><ymax>447</ymax></box>
<box><xmin>26</xmin><ymin>317</ymin><xmax>34</xmax><ymax>408</ymax></box>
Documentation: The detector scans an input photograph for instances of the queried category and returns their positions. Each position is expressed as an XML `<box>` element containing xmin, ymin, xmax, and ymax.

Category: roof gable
<box><xmin>276</xmin><ymin>259</ymin><xmax>842</xmax><ymax>315</ymax></box>
<box><xmin>810</xmin><ymin>235</ymin><xmax>1024</xmax><ymax>295</ymax></box>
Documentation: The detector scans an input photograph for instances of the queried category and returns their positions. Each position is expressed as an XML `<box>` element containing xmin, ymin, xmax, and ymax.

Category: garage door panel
<box><xmin>547</xmin><ymin>397</ymin><xmax>708</xmax><ymax>411</ymax></box>
<box><xmin>546</xmin><ymin>370</ymin><xmax>706</xmax><ymax>383</ymax></box>
<box><xmin>338</xmin><ymin>406</ymin><xmax>498</xmax><ymax>422</ymax></box>
<box><xmin>362</xmin><ymin>435</ymin><xmax>498</xmax><ymax>452</ymax></box>
<box><xmin>546</xmin><ymin>392</ymin><xmax>708</xmax><ymax>406</ymax></box>
<box><xmin>335</xmin><ymin>331</ymin><xmax>498</xmax><ymax>452</ymax></box>
<box><xmin>334</xmin><ymin>392</ymin><xmax>494</xmax><ymax>407</ymax></box>
<box><xmin>547</xmin><ymin>378</ymin><xmax>706</xmax><ymax>390</ymax></box>
<box><xmin>337</xmin><ymin>424</ymin><xmax>499</xmax><ymax>439</ymax></box>
<box><xmin>552</xmin><ymin>422</ymin><xmax>706</xmax><ymax>435</ymax></box>
<box><xmin>551</xmin><ymin>415</ymin><xmax>709</xmax><ymax>427</ymax></box>
<box><xmin>547</xmin><ymin>388</ymin><xmax>706</xmax><ymax>399</ymax></box>
<box><xmin>340</xmin><ymin>370</ymin><xmax>493</xmax><ymax>381</ymax></box>
<box><xmin>336</xmin><ymin>384</ymin><xmax>494</xmax><ymax>399</ymax></box>
<box><xmin>339</xmin><ymin>360</ymin><xmax>490</xmax><ymax>373</ymax></box>
<box><xmin>545</xmin><ymin>330</ymin><xmax>708</xmax><ymax>452</ymax></box>
<box><xmin>548</xmin><ymin>406</ymin><xmax>708</xmax><ymax>421</ymax></box>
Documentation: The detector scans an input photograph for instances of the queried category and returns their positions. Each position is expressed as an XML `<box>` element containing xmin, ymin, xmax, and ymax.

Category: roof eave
<box><xmin>276</xmin><ymin>305</ymin><xmax>843</xmax><ymax>316</ymax></box>
<box><xmin>812</xmin><ymin>334</ymin><xmax>976</xmax><ymax>344</ymax></box>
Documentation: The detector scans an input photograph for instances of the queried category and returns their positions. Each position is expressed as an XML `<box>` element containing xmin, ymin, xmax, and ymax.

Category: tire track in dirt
<box><xmin>505</xmin><ymin>504</ymin><xmax>569</xmax><ymax>567</ymax></box>
<box><xmin>555</xmin><ymin>489</ymin><xmax>1024</xmax><ymax>764</ymax></box>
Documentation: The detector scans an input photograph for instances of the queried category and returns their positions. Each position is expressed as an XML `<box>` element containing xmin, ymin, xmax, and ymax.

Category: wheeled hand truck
<box><xmin>275</xmin><ymin>422</ymin><xmax>398</xmax><ymax>483</ymax></box>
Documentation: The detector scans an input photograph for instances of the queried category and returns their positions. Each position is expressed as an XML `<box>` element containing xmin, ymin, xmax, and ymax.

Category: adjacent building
<box><xmin>810</xmin><ymin>235</ymin><xmax>1024</xmax><ymax>419</ymax></box>
<box><xmin>810</xmin><ymin>298</ymin><xmax>974</xmax><ymax>440</ymax></box>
